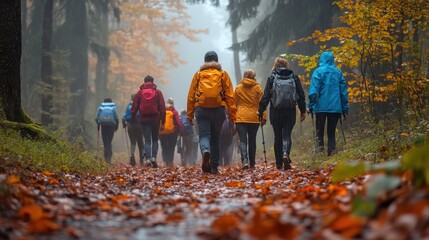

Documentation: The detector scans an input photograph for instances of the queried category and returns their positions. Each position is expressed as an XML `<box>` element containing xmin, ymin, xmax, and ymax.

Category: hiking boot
<box><xmin>150</xmin><ymin>157</ymin><xmax>158</xmax><ymax>168</ymax></box>
<box><xmin>210</xmin><ymin>167</ymin><xmax>219</xmax><ymax>174</ymax></box>
<box><xmin>130</xmin><ymin>156</ymin><xmax>136</xmax><ymax>166</ymax></box>
<box><xmin>276</xmin><ymin>164</ymin><xmax>283</xmax><ymax>170</ymax></box>
<box><xmin>283</xmin><ymin>154</ymin><xmax>291</xmax><ymax>170</ymax></box>
<box><xmin>202</xmin><ymin>151</ymin><xmax>211</xmax><ymax>173</ymax></box>
<box><xmin>242</xmin><ymin>158</ymin><xmax>249</xmax><ymax>170</ymax></box>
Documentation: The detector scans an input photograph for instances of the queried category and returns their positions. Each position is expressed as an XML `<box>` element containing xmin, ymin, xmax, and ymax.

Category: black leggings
<box><xmin>270</xmin><ymin>108</ymin><xmax>296</xmax><ymax>166</ymax></box>
<box><xmin>315</xmin><ymin>113</ymin><xmax>340</xmax><ymax>155</ymax></box>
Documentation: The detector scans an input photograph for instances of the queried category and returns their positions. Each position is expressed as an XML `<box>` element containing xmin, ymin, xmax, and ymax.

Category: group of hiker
<box><xmin>95</xmin><ymin>50</ymin><xmax>349</xmax><ymax>173</ymax></box>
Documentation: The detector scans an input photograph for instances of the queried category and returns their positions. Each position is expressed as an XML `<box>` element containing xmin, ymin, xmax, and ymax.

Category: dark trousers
<box><xmin>316</xmin><ymin>113</ymin><xmax>341</xmax><ymax>156</ymax></box>
<box><xmin>220</xmin><ymin>133</ymin><xmax>234</xmax><ymax>166</ymax></box>
<box><xmin>127</xmin><ymin>122</ymin><xmax>144</xmax><ymax>163</ymax></box>
<box><xmin>237</xmin><ymin>123</ymin><xmax>259</xmax><ymax>168</ymax></box>
<box><xmin>101</xmin><ymin>125</ymin><xmax>115</xmax><ymax>163</ymax></box>
<box><xmin>195</xmin><ymin>107</ymin><xmax>226</xmax><ymax>168</ymax></box>
<box><xmin>140</xmin><ymin>121</ymin><xmax>160</xmax><ymax>160</ymax></box>
<box><xmin>160</xmin><ymin>132</ymin><xmax>178</xmax><ymax>166</ymax></box>
<box><xmin>270</xmin><ymin>108</ymin><xmax>296</xmax><ymax>167</ymax></box>
<box><xmin>180</xmin><ymin>134</ymin><xmax>193</xmax><ymax>166</ymax></box>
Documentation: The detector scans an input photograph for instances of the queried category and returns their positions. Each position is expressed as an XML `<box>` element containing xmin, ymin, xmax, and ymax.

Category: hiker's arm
<box><xmin>256</xmin><ymin>85</ymin><xmax>267</xmax><ymax>121</ymax></box>
<box><xmin>339</xmin><ymin>72</ymin><xmax>349</xmax><ymax>114</ymax></box>
<box><xmin>187</xmin><ymin>72</ymin><xmax>199</xmax><ymax>122</ymax></box>
<box><xmin>294</xmin><ymin>75</ymin><xmax>307</xmax><ymax>114</ymax></box>
<box><xmin>131</xmin><ymin>90</ymin><xmax>141</xmax><ymax>118</ymax></box>
<box><xmin>222</xmin><ymin>71</ymin><xmax>237</xmax><ymax>122</ymax></box>
<box><xmin>158</xmin><ymin>91</ymin><xmax>166</xmax><ymax>124</ymax></box>
<box><xmin>174</xmin><ymin>110</ymin><xmax>184</xmax><ymax>135</ymax></box>
<box><xmin>258</xmin><ymin>75</ymin><xmax>273</xmax><ymax>115</ymax></box>
<box><xmin>308</xmin><ymin>70</ymin><xmax>321</xmax><ymax>111</ymax></box>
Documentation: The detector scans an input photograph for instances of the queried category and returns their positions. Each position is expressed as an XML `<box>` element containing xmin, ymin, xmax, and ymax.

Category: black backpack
<box><xmin>270</xmin><ymin>74</ymin><xmax>297</xmax><ymax>109</ymax></box>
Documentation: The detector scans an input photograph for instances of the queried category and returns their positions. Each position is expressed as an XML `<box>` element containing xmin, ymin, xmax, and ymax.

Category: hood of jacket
<box><xmin>140</xmin><ymin>82</ymin><xmax>157</xmax><ymax>90</ymax></box>
<box><xmin>240</xmin><ymin>78</ymin><xmax>258</xmax><ymax>87</ymax></box>
<box><xmin>319</xmin><ymin>51</ymin><xmax>335</xmax><ymax>68</ymax></box>
<box><xmin>200</xmin><ymin>61</ymin><xmax>222</xmax><ymax>71</ymax></box>
<box><xmin>274</xmin><ymin>67</ymin><xmax>293</xmax><ymax>77</ymax></box>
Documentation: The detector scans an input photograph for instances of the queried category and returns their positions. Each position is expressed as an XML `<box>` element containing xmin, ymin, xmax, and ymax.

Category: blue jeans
<box><xmin>195</xmin><ymin>107</ymin><xmax>226</xmax><ymax>168</ymax></box>
<box><xmin>139</xmin><ymin>121</ymin><xmax>160</xmax><ymax>160</ymax></box>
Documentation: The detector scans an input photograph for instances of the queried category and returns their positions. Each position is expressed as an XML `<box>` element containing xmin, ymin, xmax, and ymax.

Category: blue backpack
<box><xmin>179</xmin><ymin>114</ymin><xmax>193</xmax><ymax>135</ymax></box>
<box><xmin>123</xmin><ymin>103</ymin><xmax>138</xmax><ymax>122</ymax></box>
<box><xmin>97</xmin><ymin>102</ymin><xmax>117</xmax><ymax>125</ymax></box>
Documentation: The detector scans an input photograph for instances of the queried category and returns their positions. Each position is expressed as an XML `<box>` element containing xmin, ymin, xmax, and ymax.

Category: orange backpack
<box><xmin>195</xmin><ymin>70</ymin><xmax>225</xmax><ymax>108</ymax></box>
<box><xmin>159</xmin><ymin>110</ymin><xmax>175</xmax><ymax>135</ymax></box>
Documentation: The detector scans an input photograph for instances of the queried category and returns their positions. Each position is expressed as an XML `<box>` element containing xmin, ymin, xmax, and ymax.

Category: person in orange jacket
<box><xmin>187</xmin><ymin>51</ymin><xmax>237</xmax><ymax>174</ymax></box>
<box><xmin>235</xmin><ymin>69</ymin><xmax>266</xmax><ymax>169</ymax></box>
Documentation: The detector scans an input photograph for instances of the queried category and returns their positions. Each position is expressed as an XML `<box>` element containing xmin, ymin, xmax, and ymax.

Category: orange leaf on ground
<box><xmin>225</xmin><ymin>180</ymin><xmax>245</xmax><ymax>188</ymax></box>
<box><xmin>165</xmin><ymin>213</ymin><xmax>185</xmax><ymax>222</ymax></box>
<box><xmin>18</xmin><ymin>204</ymin><xmax>44</xmax><ymax>222</ymax></box>
<box><xmin>6</xmin><ymin>175</ymin><xmax>21</xmax><ymax>185</ymax></box>
<box><xmin>211</xmin><ymin>213</ymin><xmax>240</xmax><ymax>234</ymax></box>
<box><xmin>49</xmin><ymin>178</ymin><xmax>59</xmax><ymax>185</ymax></box>
<box><xmin>28</xmin><ymin>218</ymin><xmax>59</xmax><ymax>233</ymax></box>
<box><xmin>329</xmin><ymin>213</ymin><xmax>364</xmax><ymax>238</ymax></box>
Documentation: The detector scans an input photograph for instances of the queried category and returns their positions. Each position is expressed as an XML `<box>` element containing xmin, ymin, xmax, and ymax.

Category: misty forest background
<box><xmin>18</xmin><ymin>0</ymin><xmax>429</xmax><ymax>162</ymax></box>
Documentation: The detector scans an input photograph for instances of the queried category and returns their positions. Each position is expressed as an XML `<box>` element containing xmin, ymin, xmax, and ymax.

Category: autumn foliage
<box><xmin>288</xmin><ymin>0</ymin><xmax>429</xmax><ymax>120</ymax></box>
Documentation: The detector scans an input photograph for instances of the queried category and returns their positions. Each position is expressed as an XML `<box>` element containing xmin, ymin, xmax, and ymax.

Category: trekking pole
<box><xmin>339</xmin><ymin>117</ymin><xmax>346</xmax><ymax>145</ymax></box>
<box><xmin>259</xmin><ymin>117</ymin><xmax>267</xmax><ymax>171</ymax></box>
<box><xmin>96</xmin><ymin>126</ymin><xmax>100</xmax><ymax>159</ymax></box>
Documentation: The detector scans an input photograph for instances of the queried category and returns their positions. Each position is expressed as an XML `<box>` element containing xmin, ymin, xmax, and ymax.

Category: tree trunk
<box><xmin>231</xmin><ymin>27</ymin><xmax>241</xmax><ymax>85</ymax></box>
<box><xmin>41</xmin><ymin>0</ymin><xmax>54</xmax><ymax>126</ymax></box>
<box><xmin>0</xmin><ymin>0</ymin><xmax>30</xmax><ymax>123</ymax></box>
<box><xmin>95</xmin><ymin>1</ymin><xmax>110</xmax><ymax>105</ymax></box>
<box><xmin>65</xmin><ymin>0</ymin><xmax>88</xmax><ymax>137</ymax></box>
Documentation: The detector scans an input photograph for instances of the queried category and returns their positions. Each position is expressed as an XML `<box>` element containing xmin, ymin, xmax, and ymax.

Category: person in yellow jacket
<box><xmin>187</xmin><ymin>51</ymin><xmax>237</xmax><ymax>174</ymax></box>
<box><xmin>235</xmin><ymin>69</ymin><xmax>266</xmax><ymax>169</ymax></box>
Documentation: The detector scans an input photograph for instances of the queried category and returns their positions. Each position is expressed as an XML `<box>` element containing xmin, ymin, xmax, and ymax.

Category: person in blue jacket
<box><xmin>123</xmin><ymin>94</ymin><xmax>144</xmax><ymax>166</ymax></box>
<box><xmin>307</xmin><ymin>51</ymin><xmax>349</xmax><ymax>156</ymax></box>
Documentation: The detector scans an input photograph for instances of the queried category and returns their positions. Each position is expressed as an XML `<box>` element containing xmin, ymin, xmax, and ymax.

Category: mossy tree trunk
<box><xmin>0</xmin><ymin>0</ymin><xmax>31</xmax><ymax>123</ymax></box>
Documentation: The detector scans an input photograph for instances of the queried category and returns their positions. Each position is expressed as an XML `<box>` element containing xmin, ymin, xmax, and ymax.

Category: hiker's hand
<box><xmin>261</xmin><ymin>120</ymin><xmax>266</xmax><ymax>126</ymax></box>
<box><xmin>306</xmin><ymin>108</ymin><xmax>313</xmax><ymax>114</ymax></box>
<box><xmin>343</xmin><ymin>112</ymin><xmax>348</xmax><ymax>121</ymax></box>
<box><xmin>188</xmin><ymin>118</ymin><xmax>194</xmax><ymax>125</ymax></box>
<box><xmin>300</xmin><ymin>113</ymin><xmax>306</xmax><ymax>122</ymax></box>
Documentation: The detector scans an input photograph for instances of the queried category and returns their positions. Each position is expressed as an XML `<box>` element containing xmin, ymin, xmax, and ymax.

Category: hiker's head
<box><xmin>131</xmin><ymin>94</ymin><xmax>135</xmax><ymax>101</ymax></box>
<box><xmin>180</xmin><ymin>109</ymin><xmax>187</xmax><ymax>115</ymax></box>
<box><xmin>271</xmin><ymin>55</ymin><xmax>291</xmax><ymax>72</ymax></box>
<box><xmin>103</xmin><ymin>98</ymin><xmax>112</xmax><ymax>103</ymax></box>
<box><xmin>204</xmin><ymin>51</ymin><xmax>218</xmax><ymax>63</ymax></box>
<box><xmin>166</xmin><ymin>97</ymin><xmax>174</xmax><ymax>107</ymax></box>
<box><xmin>144</xmin><ymin>75</ymin><xmax>154</xmax><ymax>82</ymax></box>
<box><xmin>243</xmin><ymin>69</ymin><xmax>256</xmax><ymax>80</ymax></box>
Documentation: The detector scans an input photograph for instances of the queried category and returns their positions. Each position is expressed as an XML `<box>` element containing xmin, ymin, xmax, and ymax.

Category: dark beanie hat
<box><xmin>144</xmin><ymin>75</ymin><xmax>154</xmax><ymax>82</ymax></box>
<box><xmin>204</xmin><ymin>51</ymin><xmax>218</xmax><ymax>62</ymax></box>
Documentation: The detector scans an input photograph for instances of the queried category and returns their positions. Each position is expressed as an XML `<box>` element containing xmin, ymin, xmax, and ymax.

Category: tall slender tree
<box><xmin>41</xmin><ymin>0</ymin><xmax>54</xmax><ymax>126</ymax></box>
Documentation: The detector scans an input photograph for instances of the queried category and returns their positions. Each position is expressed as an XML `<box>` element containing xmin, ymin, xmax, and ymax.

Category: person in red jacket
<box><xmin>159</xmin><ymin>98</ymin><xmax>184</xmax><ymax>167</ymax></box>
<box><xmin>131</xmin><ymin>75</ymin><xmax>166</xmax><ymax>168</ymax></box>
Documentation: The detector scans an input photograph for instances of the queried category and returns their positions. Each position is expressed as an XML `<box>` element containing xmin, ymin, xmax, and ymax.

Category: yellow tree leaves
<box><xmin>288</xmin><ymin>0</ymin><xmax>429</xmax><ymax>117</ymax></box>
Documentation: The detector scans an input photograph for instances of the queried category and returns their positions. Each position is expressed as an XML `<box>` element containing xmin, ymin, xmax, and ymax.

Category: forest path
<box><xmin>2</xmin><ymin>161</ymin><xmax>422</xmax><ymax>239</ymax></box>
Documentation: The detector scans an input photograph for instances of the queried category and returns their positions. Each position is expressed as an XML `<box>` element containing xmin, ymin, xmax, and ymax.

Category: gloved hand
<box><xmin>306</xmin><ymin>108</ymin><xmax>313</xmax><ymax>115</ymax></box>
<box><xmin>188</xmin><ymin>118</ymin><xmax>193</xmax><ymax>125</ymax></box>
<box><xmin>300</xmin><ymin>112</ymin><xmax>306</xmax><ymax>122</ymax></box>
<box><xmin>261</xmin><ymin>120</ymin><xmax>267</xmax><ymax>126</ymax></box>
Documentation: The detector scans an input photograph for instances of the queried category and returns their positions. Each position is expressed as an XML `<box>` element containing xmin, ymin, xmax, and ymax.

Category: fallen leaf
<box><xmin>18</xmin><ymin>204</ymin><xmax>44</xmax><ymax>222</ymax></box>
<box><xmin>6</xmin><ymin>175</ymin><xmax>21</xmax><ymax>185</ymax></box>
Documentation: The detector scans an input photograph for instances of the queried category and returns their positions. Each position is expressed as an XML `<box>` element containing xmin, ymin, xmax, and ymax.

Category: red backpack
<box><xmin>139</xmin><ymin>88</ymin><xmax>158</xmax><ymax>115</ymax></box>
